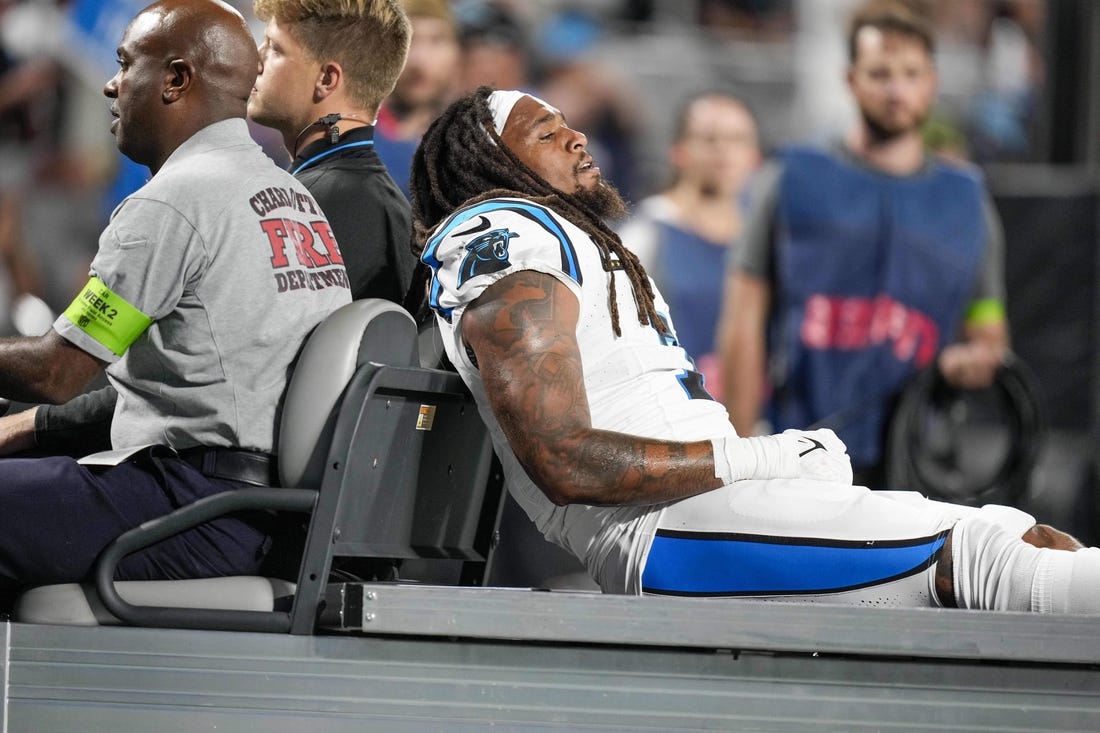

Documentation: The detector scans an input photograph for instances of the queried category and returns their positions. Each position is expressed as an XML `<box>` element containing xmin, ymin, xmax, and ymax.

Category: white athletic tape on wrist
<box><xmin>712</xmin><ymin>429</ymin><xmax>855</xmax><ymax>486</ymax></box>
<box><xmin>711</xmin><ymin>434</ymin><xmax>795</xmax><ymax>485</ymax></box>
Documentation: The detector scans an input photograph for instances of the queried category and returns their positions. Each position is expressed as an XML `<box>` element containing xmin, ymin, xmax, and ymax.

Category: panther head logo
<box><xmin>458</xmin><ymin>227</ymin><xmax>518</xmax><ymax>287</ymax></box>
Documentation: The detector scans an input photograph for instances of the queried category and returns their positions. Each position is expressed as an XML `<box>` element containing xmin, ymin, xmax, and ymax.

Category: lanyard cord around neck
<box><xmin>291</xmin><ymin>139</ymin><xmax>374</xmax><ymax>176</ymax></box>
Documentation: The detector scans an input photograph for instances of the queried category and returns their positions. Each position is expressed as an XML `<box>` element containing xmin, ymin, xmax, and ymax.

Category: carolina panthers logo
<box><xmin>457</xmin><ymin>227</ymin><xmax>518</xmax><ymax>287</ymax></box>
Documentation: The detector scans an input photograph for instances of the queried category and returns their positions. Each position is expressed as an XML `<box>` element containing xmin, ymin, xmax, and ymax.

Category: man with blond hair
<box><xmin>249</xmin><ymin>0</ymin><xmax>414</xmax><ymax>302</ymax></box>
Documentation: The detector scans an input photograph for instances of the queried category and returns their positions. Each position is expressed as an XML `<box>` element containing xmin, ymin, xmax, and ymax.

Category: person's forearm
<box><xmin>512</xmin><ymin>425</ymin><xmax>724</xmax><ymax>507</ymax></box>
<box><xmin>717</xmin><ymin>272</ymin><xmax>769</xmax><ymax>436</ymax></box>
<box><xmin>0</xmin><ymin>332</ymin><xmax>103</xmax><ymax>404</ymax></box>
<box><xmin>510</xmin><ymin>424</ymin><xmax>851</xmax><ymax>506</ymax></box>
<box><xmin>34</xmin><ymin>384</ymin><xmax>117</xmax><ymax>455</ymax></box>
<box><xmin>0</xmin><ymin>407</ymin><xmax>38</xmax><ymax>456</ymax></box>
<box><xmin>723</xmin><ymin>339</ymin><xmax>765</xmax><ymax>437</ymax></box>
<box><xmin>469</xmin><ymin>272</ymin><xmax>726</xmax><ymax>507</ymax></box>
<box><xmin>463</xmin><ymin>269</ymin><xmax>829</xmax><ymax>508</ymax></box>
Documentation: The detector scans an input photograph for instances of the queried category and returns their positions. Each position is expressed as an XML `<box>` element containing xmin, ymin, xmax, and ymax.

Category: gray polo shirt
<box><xmin>55</xmin><ymin>119</ymin><xmax>351</xmax><ymax>452</ymax></box>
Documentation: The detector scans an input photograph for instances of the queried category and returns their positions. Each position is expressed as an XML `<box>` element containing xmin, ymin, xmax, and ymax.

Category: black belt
<box><xmin>177</xmin><ymin>447</ymin><xmax>278</xmax><ymax>487</ymax></box>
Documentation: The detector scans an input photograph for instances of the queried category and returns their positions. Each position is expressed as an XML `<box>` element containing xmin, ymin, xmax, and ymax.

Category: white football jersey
<box><xmin>422</xmin><ymin>197</ymin><xmax>734</xmax><ymax>590</ymax></box>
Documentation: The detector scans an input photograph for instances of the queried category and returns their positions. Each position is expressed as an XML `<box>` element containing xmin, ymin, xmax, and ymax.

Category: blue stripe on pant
<box><xmin>0</xmin><ymin>449</ymin><xmax>269</xmax><ymax>590</ymax></box>
<box><xmin>641</xmin><ymin>529</ymin><xmax>948</xmax><ymax>597</ymax></box>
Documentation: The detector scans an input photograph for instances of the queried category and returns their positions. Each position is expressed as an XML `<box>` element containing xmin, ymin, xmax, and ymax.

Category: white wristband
<box><xmin>711</xmin><ymin>434</ymin><xmax>797</xmax><ymax>486</ymax></box>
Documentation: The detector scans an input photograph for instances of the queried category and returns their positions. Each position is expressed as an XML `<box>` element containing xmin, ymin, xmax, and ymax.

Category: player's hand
<box><xmin>713</xmin><ymin>427</ymin><xmax>853</xmax><ymax>485</ymax></box>
<box><xmin>777</xmin><ymin>428</ymin><xmax>853</xmax><ymax>484</ymax></box>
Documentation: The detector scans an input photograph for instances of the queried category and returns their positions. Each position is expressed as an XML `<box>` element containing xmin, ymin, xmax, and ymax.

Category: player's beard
<box><xmin>571</xmin><ymin>179</ymin><xmax>629</xmax><ymax>222</ymax></box>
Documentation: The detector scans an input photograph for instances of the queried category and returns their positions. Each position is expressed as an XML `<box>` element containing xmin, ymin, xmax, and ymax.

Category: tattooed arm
<box><xmin>462</xmin><ymin>269</ymin><xmax>724</xmax><ymax>507</ymax></box>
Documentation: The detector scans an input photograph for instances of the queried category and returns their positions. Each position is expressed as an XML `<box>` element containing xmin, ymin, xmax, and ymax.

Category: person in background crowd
<box><xmin>0</xmin><ymin>0</ymin><xmax>55</xmax><ymax>331</ymax></box>
<box><xmin>717</xmin><ymin>0</ymin><xmax>1008</xmax><ymax>486</ymax></box>
<box><xmin>618</xmin><ymin>91</ymin><xmax>760</xmax><ymax>402</ymax></box>
<box><xmin>455</xmin><ymin>0</ymin><xmax>530</xmax><ymax>94</ymax></box>
<box><xmin>375</xmin><ymin>0</ymin><xmax>460</xmax><ymax>198</ymax></box>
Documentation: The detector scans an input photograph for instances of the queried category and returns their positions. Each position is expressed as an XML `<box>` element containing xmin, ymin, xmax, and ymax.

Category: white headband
<box><xmin>487</xmin><ymin>90</ymin><xmax>527</xmax><ymax>136</ymax></box>
<box><xmin>486</xmin><ymin>89</ymin><xmax>555</xmax><ymax>138</ymax></box>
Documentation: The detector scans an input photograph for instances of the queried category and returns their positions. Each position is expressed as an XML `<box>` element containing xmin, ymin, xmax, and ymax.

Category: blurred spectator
<box><xmin>717</xmin><ymin>0</ymin><xmax>1009</xmax><ymax>487</ymax></box>
<box><xmin>925</xmin><ymin>0</ymin><xmax>1045</xmax><ymax>163</ymax></box>
<box><xmin>454</xmin><ymin>0</ymin><xmax>531</xmax><ymax>93</ymax></box>
<box><xmin>697</xmin><ymin>0</ymin><xmax>794</xmax><ymax>38</ymax></box>
<box><xmin>617</xmin><ymin>91</ymin><xmax>761</xmax><ymax>402</ymax></box>
<box><xmin>375</xmin><ymin>0</ymin><xmax>460</xmax><ymax>198</ymax></box>
<box><xmin>967</xmin><ymin>1</ymin><xmax>1044</xmax><ymax>162</ymax></box>
<box><xmin>535</xmin><ymin>5</ymin><xmax>647</xmax><ymax>203</ymax></box>
<box><xmin>0</xmin><ymin>0</ymin><xmax>60</xmax><ymax>331</ymax></box>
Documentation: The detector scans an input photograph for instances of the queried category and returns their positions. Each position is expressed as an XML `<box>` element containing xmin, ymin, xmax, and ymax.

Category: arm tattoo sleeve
<box><xmin>463</xmin><ymin>270</ymin><xmax>722</xmax><ymax>506</ymax></box>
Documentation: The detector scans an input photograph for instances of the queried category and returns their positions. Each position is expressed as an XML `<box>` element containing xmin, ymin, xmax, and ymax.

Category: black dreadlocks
<box><xmin>405</xmin><ymin>86</ymin><xmax>662</xmax><ymax>337</ymax></box>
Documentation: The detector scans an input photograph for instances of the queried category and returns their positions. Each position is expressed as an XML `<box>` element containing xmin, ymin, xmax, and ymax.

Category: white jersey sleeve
<box><xmin>421</xmin><ymin>198</ymin><xmax>585</xmax><ymax>322</ymax></box>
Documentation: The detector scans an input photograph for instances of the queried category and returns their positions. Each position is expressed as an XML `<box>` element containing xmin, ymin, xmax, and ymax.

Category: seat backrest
<box><xmin>273</xmin><ymin>298</ymin><xmax>504</xmax><ymax>631</ymax></box>
<box><xmin>333</xmin><ymin>365</ymin><xmax>498</xmax><ymax>557</ymax></box>
<box><xmin>286</xmin><ymin>358</ymin><xmax>504</xmax><ymax>632</ymax></box>
<box><xmin>278</xmin><ymin>299</ymin><xmax>418</xmax><ymax>489</ymax></box>
<box><xmin>417</xmin><ymin>317</ymin><xmax>447</xmax><ymax>369</ymax></box>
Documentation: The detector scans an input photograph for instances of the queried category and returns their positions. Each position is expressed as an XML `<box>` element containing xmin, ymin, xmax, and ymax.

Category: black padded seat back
<box><xmin>320</xmin><ymin>364</ymin><xmax>497</xmax><ymax>560</ymax></box>
<box><xmin>283</xmin><ymin>361</ymin><xmax>503</xmax><ymax>625</ymax></box>
<box><xmin>278</xmin><ymin>299</ymin><xmax>417</xmax><ymax>489</ymax></box>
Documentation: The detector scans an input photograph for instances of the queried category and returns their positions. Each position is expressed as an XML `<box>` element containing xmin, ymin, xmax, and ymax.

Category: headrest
<box><xmin>278</xmin><ymin>299</ymin><xmax>417</xmax><ymax>488</ymax></box>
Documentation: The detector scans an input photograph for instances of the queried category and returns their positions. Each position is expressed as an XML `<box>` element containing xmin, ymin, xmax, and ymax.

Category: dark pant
<box><xmin>853</xmin><ymin>462</ymin><xmax>887</xmax><ymax>490</ymax></box>
<box><xmin>0</xmin><ymin>449</ymin><xmax>269</xmax><ymax>589</ymax></box>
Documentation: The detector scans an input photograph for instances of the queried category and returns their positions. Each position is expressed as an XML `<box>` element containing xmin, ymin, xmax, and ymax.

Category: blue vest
<box><xmin>769</xmin><ymin>146</ymin><xmax>987</xmax><ymax>469</ymax></box>
<box><xmin>653</xmin><ymin>221</ymin><xmax>728</xmax><ymax>362</ymax></box>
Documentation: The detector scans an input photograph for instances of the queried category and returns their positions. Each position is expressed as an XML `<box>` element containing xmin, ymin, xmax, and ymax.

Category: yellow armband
<box><xmin>964</xmin><ymin>298</ymin><xmax>1005</xmax><ymax>326</ymax></box>
<box><xmin>63</xmin><ymin>277</ymin><xmax>153</xmax><ymax>356</ymax></box>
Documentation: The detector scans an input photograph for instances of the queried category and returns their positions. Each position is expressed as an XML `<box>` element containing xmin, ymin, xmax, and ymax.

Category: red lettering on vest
<box><xmin>801</xmin><ymin>294</ymin><xmax>939</xmax><ymax>367</ymax></box>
